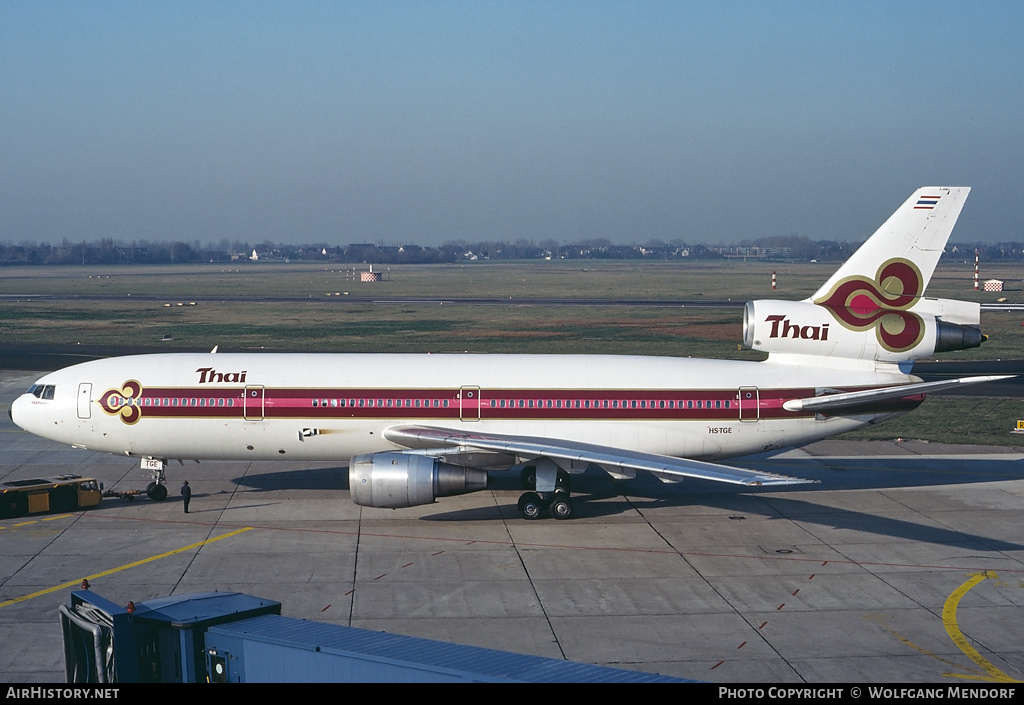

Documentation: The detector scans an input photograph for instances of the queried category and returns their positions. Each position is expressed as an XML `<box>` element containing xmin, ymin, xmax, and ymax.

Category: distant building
<box><xmin>361</xmin><ymin>265</ymin><xmax>381</xmax><ymax>283</ymax></box>
<box><xmin>983</xmin><ymin>279</ymin><xmax>1004</xmax><ymax>292</ymax></box>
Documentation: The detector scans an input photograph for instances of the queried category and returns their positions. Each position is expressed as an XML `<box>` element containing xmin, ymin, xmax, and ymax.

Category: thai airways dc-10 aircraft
<box><xmin>10</xmin><ymin>188</ymin><xmax>1008</xmax><ymax>519</ymax></box>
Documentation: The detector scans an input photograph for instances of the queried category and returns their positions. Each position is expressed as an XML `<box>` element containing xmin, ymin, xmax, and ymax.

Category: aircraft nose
<box><xmin>9</xmin><ymin>394</ymin><xmax>29</xmax><ymax>430</ymax></box>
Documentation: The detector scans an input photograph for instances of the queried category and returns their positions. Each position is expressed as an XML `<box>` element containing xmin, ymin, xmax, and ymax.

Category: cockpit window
<box><xmin>27</xmin><ymin>384</ymin><xmax>56</xmax><ymax>400</ymax></box>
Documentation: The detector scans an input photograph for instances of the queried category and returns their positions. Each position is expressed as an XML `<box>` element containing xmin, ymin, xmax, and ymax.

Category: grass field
<box><xmin>1</xmin><ymin>257</ymin><xmax>1020</xmax><ymax>301</ymax></box>
<box><xmin>840</xmin><ymin>396</ymin><xmax>1023</xmax><ymax>446</ymax></box>
<box><xmin>1</xmin><ymin>259</ymin><xmax>1021</xmax><ymax>445</ymax></box>
<box><xmin>1</xmin><ymin>259</ymin><xmax>1021</xmax><ymax>355</ymax></box>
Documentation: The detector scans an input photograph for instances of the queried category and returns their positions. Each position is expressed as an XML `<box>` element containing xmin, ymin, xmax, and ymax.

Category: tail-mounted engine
<box><xmin>742</xmin><ymin>298</ymin><xmax>984</xmax><ymax>363</ymax></box>
<box><xmin>349</xmin><ymin>452</ymin><xmax>488</xmax><ymax>508</ymax></box>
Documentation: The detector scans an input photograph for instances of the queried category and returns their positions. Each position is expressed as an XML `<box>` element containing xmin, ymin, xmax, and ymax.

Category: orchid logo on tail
<box><xmin>814</xmin><ymin>258</ymin><xmax>925</xmax><ymax>353</ymax></box>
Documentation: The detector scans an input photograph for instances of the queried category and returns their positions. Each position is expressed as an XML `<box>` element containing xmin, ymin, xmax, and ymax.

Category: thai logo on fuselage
<box><xmin>814</xmin><ymin>258</ymin><xmax>925</xmax><ymax>352</ymax></box>
<box><xmin>99</xmin><ymin>380</ymin><xmax>143</xmax><ymax>424</ymax></box>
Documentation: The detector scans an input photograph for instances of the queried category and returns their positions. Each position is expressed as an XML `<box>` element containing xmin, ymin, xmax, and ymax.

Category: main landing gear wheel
<box><xmin>517</xmin><ymin>492</ymin><xmax>544</xmax><ymax>520</ymax></box>
<box><xmin>518</xmin><ymin>461</ymin><xmax>576</xmax><ymax>519</ymax></box>
<box><xmin>146</xmin><ymin>482</ymin><xmax>168</xmax><ymax>501</ymax></box>
<box><xmin>517</xmin><ymin>490</ymin><xmax>576</xmax><ymax>520</ymax></box>
<box><xmin>549</xmin><ymin>491</ymin><xmax>574</xmax><ymax>520</ymax></box>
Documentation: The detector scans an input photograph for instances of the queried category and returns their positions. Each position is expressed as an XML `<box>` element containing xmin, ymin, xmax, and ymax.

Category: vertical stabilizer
<box><xmin>809</xmin><ymin>187</ymin><xmax>970</xmax><ymax>302</ymax></box>
<box><xmin>745</xmin><ymin>187</ymin><xmax>982</xmax><ymax>364</ymax></box>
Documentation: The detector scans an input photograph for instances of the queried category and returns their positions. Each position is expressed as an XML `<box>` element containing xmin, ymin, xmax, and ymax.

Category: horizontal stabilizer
<box><xmin>384</xmin><ymin>426</ymin><xmax>815</xmax><ymax>487</ymax></box>
<box><xmin>782</xmin><ymin>375</ymin><xmax>1013</xmax><ymax>413</ymax></box>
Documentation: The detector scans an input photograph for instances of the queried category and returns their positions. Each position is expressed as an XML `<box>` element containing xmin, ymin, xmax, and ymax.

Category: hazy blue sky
<box><xmin>2</xmin><ymin>1</ymin><xmax>1022</xmax><ymax>246</ymax></box>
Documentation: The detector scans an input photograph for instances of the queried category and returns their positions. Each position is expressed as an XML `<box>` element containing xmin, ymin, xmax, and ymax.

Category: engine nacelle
<box><xmin>349</xmin><ymin>452</ymin><xmax>489</xmax><ymax>508</ymax></box>
<box><xmin>742</xmin><ymin>299</ymin><xmax>984</xmax><ymax>362</ymax></box>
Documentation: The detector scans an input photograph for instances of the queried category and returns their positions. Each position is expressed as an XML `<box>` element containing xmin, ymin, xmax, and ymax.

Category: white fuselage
<box><xmin>10</xmin><ymin>352</ymin><xmax>918</xmax><ymax>464</ymax></box>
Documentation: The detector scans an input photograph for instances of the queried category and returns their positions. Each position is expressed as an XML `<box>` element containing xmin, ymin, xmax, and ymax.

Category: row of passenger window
<box><xmin>311</xmin><ymin>398</ymin><xmax>448</xmax><ymax>408</ymax></box>
<box><xmin>488</xmin><ymin>398</ymin><xmax>732</xmax><ymax>410</ymax></box>
<box><xmin>109</xmin><ymin>395</ymin><xmax>732</xmax><ymax>411</ymax></box>
<box><xmin>111</xmin><ymin>397</ymin><xmax>237</xmax><ymax>408</ymax></box>
<box><xmin>307</xmin><ymin>397</ymin><xmax>732</xmax><ymax>411</ymax></box>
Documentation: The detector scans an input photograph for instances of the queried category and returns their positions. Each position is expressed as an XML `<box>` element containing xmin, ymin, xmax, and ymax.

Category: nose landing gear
<box><xmin>143</xmin><ymin>458</ymin><xmax>168</xmax><ymax>501</ymax></box>
<box><xmin>145</xmin><ymin>482</ymin><xmax>168</xmax><ymax>501</ymax></box>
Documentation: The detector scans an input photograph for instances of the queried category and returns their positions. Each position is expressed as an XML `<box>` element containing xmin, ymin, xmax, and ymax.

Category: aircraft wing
<box><xmin>383</xmin><ymin>425</ymin><xmax>814</xmax><ymax>487</ymax></box>
<box><xmin>781</xmin><ymin>375</ymin><xmax>1013</xmax><ymax>413</ymax></box>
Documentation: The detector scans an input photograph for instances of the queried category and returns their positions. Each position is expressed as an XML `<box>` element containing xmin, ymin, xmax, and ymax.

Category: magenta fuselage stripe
<box><xmin>107</xmin><ymin>386</ymin><xmax>924</xmax><ymax>422</ymax></box>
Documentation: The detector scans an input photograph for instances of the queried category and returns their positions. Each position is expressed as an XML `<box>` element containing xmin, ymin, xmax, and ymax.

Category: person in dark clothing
<box><xmin>181</xmin><ymin>481</ymin><xmax>192</xmax><ymax>513</ymax></box>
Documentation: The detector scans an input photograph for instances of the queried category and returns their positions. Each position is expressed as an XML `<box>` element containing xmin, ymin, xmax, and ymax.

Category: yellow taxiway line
<box><xmin>942</xmin><ymin>570</ymin><xmax>1022</xmax><ymax>683</ymax></box>
<box><xmin>0</xmin><ymin>527</ymin><xmax>252</xmax><ymax>609</ymax></box>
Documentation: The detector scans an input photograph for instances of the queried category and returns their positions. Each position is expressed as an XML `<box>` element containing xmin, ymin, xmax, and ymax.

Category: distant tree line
<box><xmin>0</xmin><ymin>236</ymin><xmax>1021</xmax><ymax>266</ymax></box>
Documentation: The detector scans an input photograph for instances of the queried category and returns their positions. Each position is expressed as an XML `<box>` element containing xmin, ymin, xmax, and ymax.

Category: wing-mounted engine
<box><xmin>742</xmin><ymin>298</ymin><xmax>984</xmax><ymax>363</ymax></box>
<box><xmin>349</xmin><ymin>452</ymin><xmax>488</xmax><ymax>508</ymax></box>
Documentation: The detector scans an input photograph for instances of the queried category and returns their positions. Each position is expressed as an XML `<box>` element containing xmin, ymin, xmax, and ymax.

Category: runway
<box><xmin>0</xmin><ymin>292</ymin><xmax>1016</xmax><ymax>312</ymax></box>
<box><xmin>2</xmin><ymin>370</ymin><xmax>1023</xmax><ymax>683</ymax></box>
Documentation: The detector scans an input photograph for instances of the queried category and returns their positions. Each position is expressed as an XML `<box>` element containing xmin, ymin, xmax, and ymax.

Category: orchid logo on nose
<box><xmin>99</xmin><ymin>380</ymin><xmax>143</xmax><ymax>424</ymax></box>
<box><xmin>814</xmin><ymin>258</ymin><xmax>925</xmax><ymax>353</ymax></box>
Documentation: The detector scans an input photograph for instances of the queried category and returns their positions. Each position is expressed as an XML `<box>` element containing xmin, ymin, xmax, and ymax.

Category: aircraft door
<box><xmin>459</xmin><ymin>386</ymin><xmax>481</xmax><ymax>422</ymax></box>
<box><xmin>244</xmin><ymin>386</ymin><xmax>265</xmax><ymax>421</ymax></box>
<box><xmin>738</xmin><ymin>387</ymin><xmax>759</xmax><ymax>422</ymax></box>
<box><xmin>77</xmin><ymin>383</ymin><xmax>92</xmax><ymax>420</ymax></box>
